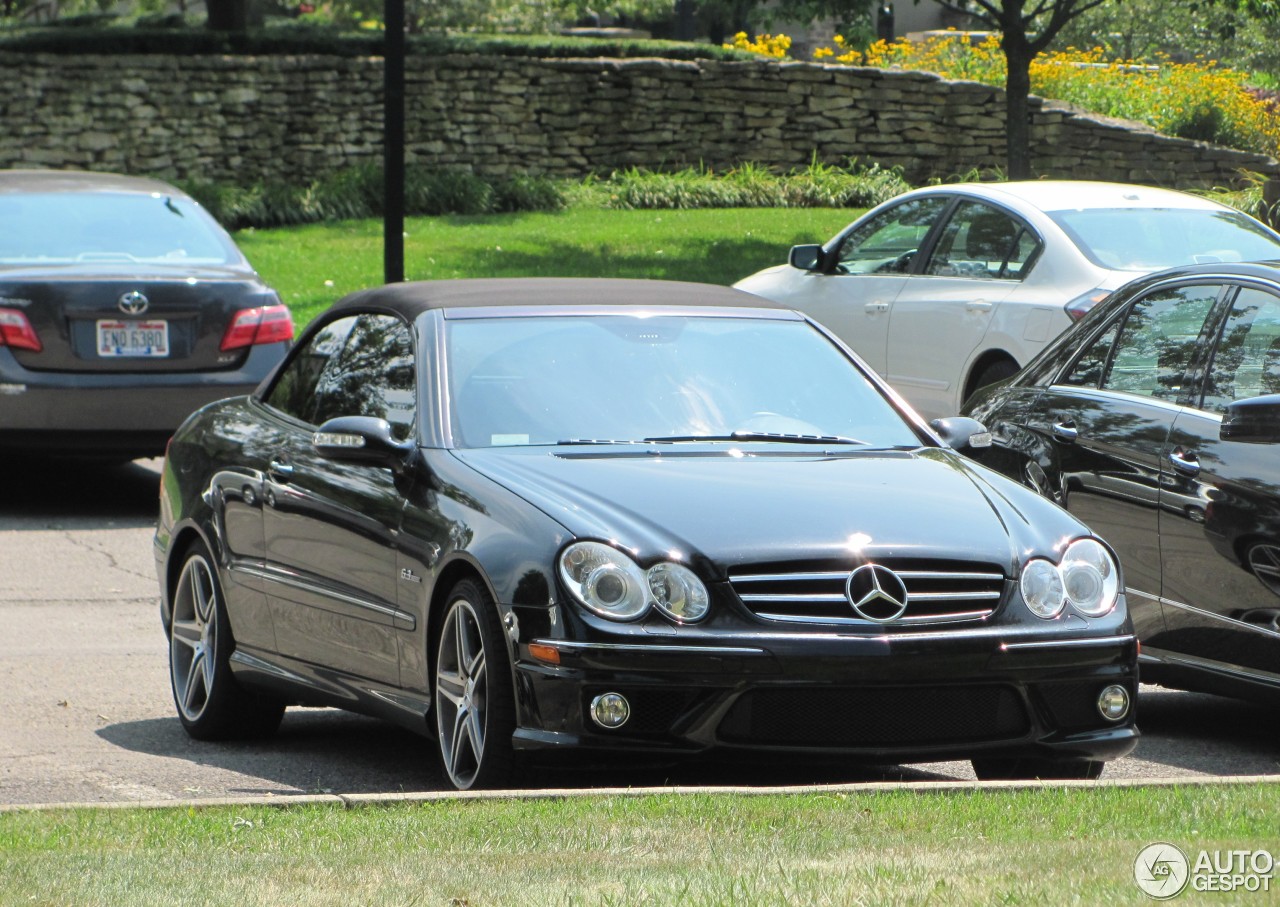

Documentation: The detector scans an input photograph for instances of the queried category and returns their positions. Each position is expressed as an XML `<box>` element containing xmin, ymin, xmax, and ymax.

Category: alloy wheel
<box><xmin>436</xmin><ymin>596</ymin><xmax>490</xmax><ymax>789</ymax></box>
<box><xmin>170</xmin><ymin>554</ymin><xmax>219</xmax><ymax>723</ymax></box>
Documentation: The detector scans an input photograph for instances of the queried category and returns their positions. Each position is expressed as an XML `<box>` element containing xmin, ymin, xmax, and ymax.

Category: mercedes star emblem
<box><xmin>846</xmin><ymin>563</ymin><xmax>910</xmax><ymax>622</ymax></box>
<box><xmin>118</xmin><ymin>291</ymin><xmax>149</xmax><ymax>315</ymax></box>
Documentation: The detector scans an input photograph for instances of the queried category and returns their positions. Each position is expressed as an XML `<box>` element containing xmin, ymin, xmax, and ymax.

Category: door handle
<box><xmin>268</xmin><ymin>459</ymin><xmax>294</xmax><ymax>482</ymax></box>
<box><xmin>1168</xmin><ymin>447</ymin><xmax>1201</xmax><ymax>477</ymax></box>
<box><xmin>965</xmin><ymin>300</ymin><xmax>993</xmax><ymax>312</ymax></box>
<box><xmin>1051</xmin><ymin>421</ymin><xmax>1078</xmax><ymax>443</ymax></box>
<box><xmin>864</xmin><ymin>301</ymin><xmax>890</xmax><ymax>313</ymax></box>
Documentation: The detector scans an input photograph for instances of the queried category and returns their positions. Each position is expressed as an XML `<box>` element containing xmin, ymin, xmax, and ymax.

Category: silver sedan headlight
<box><xmin>1020</xmin><ymin>537</ymin><xmax>1119</xmax><ymax>619</ymax></box>
<box><xmin>559</xmin><ymin>541</ymin><xmax>711</xmax><ymax>623</ymax></box>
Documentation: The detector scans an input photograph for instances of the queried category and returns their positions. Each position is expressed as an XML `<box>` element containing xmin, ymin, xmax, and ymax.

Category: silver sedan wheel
<box><xmin>170</xmin><ymin>554</ymin><xmax>219</xmax><ymax>723</ymax></box>
<box><xmin>436</xmin><ymin>596</ymin><xmax>490</xmax><ymax>789</ymax></box>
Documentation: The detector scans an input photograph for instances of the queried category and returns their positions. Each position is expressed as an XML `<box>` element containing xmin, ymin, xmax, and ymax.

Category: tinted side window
<box><xmin>924</xmin><ymin>202</ymin><xmax>1039</xmax><ymax>280</ymax></box>
<box><xmin>1101</xmin><ymin>285</ymin><xmax>1221</xmax><ymax>402</ymax></box>
<box><xmin>265</xmin><ymin>315</ymin><xmax>359</xmax><ymax>423</ymax></box>
<box><xmin>311</xmin><ymin>314</ymin><xmax>416</xmax><ymax>441</ymax></box>
<box><xmin>1201</xmin><ymin>286</ymin><xmax>1280</xmax><ymax>412</ymax></box>
<box><xmin>1061</xmin><ymin>321</ymin><xmax>1120</xmax><ymax>388</ymax></box>
<box><xmin>835</xmin><ymin>197</ymin><xmax>949</xmax><ymax>274</ymax></box>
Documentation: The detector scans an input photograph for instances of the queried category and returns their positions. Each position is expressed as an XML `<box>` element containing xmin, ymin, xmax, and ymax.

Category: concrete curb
<box><xmin>4</xmin><ymin>774</ymin><xmax>1278</xmax><ymax>814</ymax></box>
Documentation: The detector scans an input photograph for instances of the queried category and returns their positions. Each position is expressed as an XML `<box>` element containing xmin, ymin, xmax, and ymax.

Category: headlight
<box><xmin>1061</xmin><ymin>538</ymin><xmax>1119</xmax><ymax>616</ymax></box>
<box><xmin>559</xmin><ymin>542</ymin><xmax>649</xmax><ymax>620</ymax></box>
<box><xmin>647</xmin><ymin>562</ymin><xmax>710</xmax><ymax>622</ymax></box>
<box><xmin>558</xmin><ymin>542</ymin><xmax>711</xmax><ymax>623</ymax></box>
<box><xmin>1020</xmin><ymin>538</ymin><xmax>1120</xmax><ymax>620</ymax></box>
<box><xmin>1020</xmin><ymin>558</ymin><xmax>1065</xmax><ymax>619</ymax></box>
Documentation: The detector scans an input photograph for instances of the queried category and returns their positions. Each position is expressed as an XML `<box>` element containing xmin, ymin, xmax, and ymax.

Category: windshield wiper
<box><xmin>556</xmin><ymin>438</ymin><xmax>654</xmax><ymax>445</ymax></box>
<box><xmin>643</xmin><ymin>431</ymin><xmax>867</xmax><ymax>445</ymax></box>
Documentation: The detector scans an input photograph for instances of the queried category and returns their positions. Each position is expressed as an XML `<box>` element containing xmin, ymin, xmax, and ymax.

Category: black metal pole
<box><xmin>383</xmin><ymin>0</ymin><xmax>405</xmax><ymax>284</ymax></box>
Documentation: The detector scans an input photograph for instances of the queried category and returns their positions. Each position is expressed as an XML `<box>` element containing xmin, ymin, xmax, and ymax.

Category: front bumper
<box><xmin>510</xmin><ymin>627</ymin><xmax>1139</xmax><ymax>766</ymax></box>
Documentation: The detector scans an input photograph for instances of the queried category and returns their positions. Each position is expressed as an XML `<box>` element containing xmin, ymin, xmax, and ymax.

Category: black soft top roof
<box><xmin>327</xmin><ymin>278</ymin><xmax>788</xmax><ymax>319</ymax></box>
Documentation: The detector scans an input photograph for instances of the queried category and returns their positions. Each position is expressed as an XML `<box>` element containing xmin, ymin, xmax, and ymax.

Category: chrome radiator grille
<box><xmin>729</xmin><ymin>560</ymin><xmax>1006</xmax><ymax>626</ymax></box>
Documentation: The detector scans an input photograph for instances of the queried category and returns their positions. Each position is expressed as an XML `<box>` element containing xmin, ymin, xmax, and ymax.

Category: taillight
<box><xmin>1065</xmin><ymin>290</ymin><xmax>1110</xmax><ymax>322</ymax></box>
<box><xmin>0</xmin><ymin>307</ymin><xmax>41</xmax><ymax>352</ymax></box>
<box><xmin>220</xmin><ymin>304</ymin><xmax>294</xmax><ymax>351</ymax></box>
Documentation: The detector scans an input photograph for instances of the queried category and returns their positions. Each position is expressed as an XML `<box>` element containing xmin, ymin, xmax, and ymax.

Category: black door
<box><xmin>1155</xmin><ymin>284</ymin><xmax>1280</xmax><ymax>685</ymax></box>
<box><xmin>257</xmin><ymin>312</ymin><xmax>418</xmax><ymax>686</ymax></box>
<box><xmin>1018</xmin><ymin>283</ymin><xmax>1226</xmax><ymax>641</ymax></box>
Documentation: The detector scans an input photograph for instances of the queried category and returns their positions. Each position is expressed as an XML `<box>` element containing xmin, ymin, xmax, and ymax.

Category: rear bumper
<box><xmin>0</xmin><ymin>343</ymin><xmax>284</xmax><ymax>455</ymax></box>
<box><xmin>511</xmin><ymin>630</ymin><xmax>1140</xmax><ymax>766</ymax></box>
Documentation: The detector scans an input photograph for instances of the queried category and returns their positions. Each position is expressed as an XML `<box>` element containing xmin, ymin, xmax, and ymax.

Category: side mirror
<box><xmin>789</xmin><ymin>244</ymin><xmax>824</xmax><ymax>272</ymax></box>
<box><xmin>1220</xmin><ymin>394</ymin><xmax>1280</xmax><ymax>443</ymax></box>
<box><xmin>313</xmin><ymin>416</ymin><xmax>414</xmax><ymax>467</ymax></box>
<box><xmin>930</xmin><ymin>416</ymin><xmax>994</xmax><ymax>453</ymax></box>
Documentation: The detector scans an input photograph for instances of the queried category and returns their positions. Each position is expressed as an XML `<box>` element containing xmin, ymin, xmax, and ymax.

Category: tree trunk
<box><xmin>1003</xmin><ymin>38</ymin><xmax>1035</xmax><ymax>180</ymax></box>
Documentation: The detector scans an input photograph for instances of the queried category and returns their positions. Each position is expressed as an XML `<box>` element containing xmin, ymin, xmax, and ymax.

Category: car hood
<box><xmin>451</xmin><ymin>445</ymin><xmax>1086</xmax><ymax>577</ymax></box>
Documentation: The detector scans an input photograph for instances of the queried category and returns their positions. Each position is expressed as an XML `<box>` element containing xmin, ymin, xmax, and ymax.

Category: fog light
<box><xmin>590</xmin><ymin>692</ymin><xmax>630</xmax><ymax>729</ymax></box>
<box><xmin>1097</xmin><ymin>684</ymin><xmax>1130</xmax><ymax>721</ymax></box>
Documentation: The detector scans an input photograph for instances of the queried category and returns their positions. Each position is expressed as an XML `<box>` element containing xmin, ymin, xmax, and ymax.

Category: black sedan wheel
<box><xmin>971</xmin><ymin>757</ymin><xmax>1104</xmax><ymax>781</ymax></box>
<box><xmin>434</xmin><ymin>579</ymin><xmax>516</xmax><ymax>790</ymax></box>
<box><xmin>168</xmin><ymin>542</ymin><xmax>284</xmax><ymax>740</ymax></box>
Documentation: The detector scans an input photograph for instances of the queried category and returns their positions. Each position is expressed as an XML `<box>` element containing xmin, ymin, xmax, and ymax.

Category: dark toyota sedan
<box><xmin>964</xmin><ymin>261</ymin><xmax>1280</xmax><ymax>707</ymax></box>
<box><xmin>0</xmin><ymin>170</ymin><xmax>292</xmax><ymax>459</ymax></box>
<box><xmin>155</xmin><ymin>278</ymin><xmax>1138</xmax><ymax>789</ymax></box>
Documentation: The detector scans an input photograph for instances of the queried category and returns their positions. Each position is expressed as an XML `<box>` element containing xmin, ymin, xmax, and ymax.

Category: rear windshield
<box><xmin>1048</xmin><ymin>207</ymin><xmax>1280</xmax><ymax>271</ymax></box>
<box><xmin>0</xmin><ymin>192</ymin><xmax>236</xmax><ymax>265</ymax></box>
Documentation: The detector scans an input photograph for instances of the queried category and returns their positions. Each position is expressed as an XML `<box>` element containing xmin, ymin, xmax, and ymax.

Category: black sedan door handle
<box><xmin>268</xmin><ymin>458</ymin><xmax>294</xmax><ymax>482</ymax></box>
<box><xmin>1169</xmin><ymin>447</ymin><xmax>1201</xmax><ymax>477</ymax></box>
<box><xmin>1051</xmin><ymin>420</ymin><xmax>1078</xmax><ymax>443</ymax></box>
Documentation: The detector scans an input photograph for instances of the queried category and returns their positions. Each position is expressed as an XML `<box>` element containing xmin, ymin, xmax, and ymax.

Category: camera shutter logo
<box><xmin>118</xmin><ymin>291</ymin><xmax>149</xmax><ymax>315</ymax></box>
<box><xmin>846</xmin><ymin>563</ymin><xmax>909</xmax><ymax>622</ymax></box>
<box><xmin>1134</xmin><ymin>842</ymin><xmax>1190</xmax><ymax>899</ymax></box>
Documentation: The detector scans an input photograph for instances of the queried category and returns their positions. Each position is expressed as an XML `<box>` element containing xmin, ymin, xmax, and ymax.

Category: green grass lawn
<box><xmin>3</xmin><ymin>784</ymin><xmax>1277</xmax><ymax>905</ymax></box>
<box><xmin>237</xmin><ymin>207</ymin><xmax>858</xmax><ymax>328</ymax></box>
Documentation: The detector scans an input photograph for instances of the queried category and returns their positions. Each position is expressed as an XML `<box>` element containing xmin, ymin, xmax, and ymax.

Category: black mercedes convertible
<box><xmin>154</xmin><ymin>278</ymin><xmax>1138</xmax><ymax>789</ymax></box>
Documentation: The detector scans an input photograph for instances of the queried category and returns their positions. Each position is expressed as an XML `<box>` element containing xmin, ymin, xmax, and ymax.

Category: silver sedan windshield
<box><xmin>1049</xmin><ymin>207</ymin><xmax>1280</xmax><ymax>271</ymax></box>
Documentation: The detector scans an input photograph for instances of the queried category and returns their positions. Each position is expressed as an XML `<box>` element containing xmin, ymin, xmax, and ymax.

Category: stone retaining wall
<box><xmin>4</xmin><ymin>51</ymin><xmax>1276</xmax><ymax>188</ymax></box>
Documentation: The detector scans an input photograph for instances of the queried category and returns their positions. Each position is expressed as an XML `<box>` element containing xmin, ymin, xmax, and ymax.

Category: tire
<box><xmin>971</xmin><ymin>757</ymin><xmax>1104</xmax><ymax>781</ymax></box>
<box><xmin>434</xmin><ymin>578</ymin><xmax>517</xmax><ymax>790</ymax></box>
<box><xmin>168</xmin><ymin>541</ymin><xmax>284</xmax><ymax>741</ymax></box>
<box><xmin>966</xmin><ymin>357</ymin><xmax>1020</xmax><ymax>402</ymax></box>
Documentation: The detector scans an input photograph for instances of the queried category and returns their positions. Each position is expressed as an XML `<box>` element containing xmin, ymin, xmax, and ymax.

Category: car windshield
<box><xmin>1048</xmin><ymin>207</ymin><xmax>1280</xmax><ymax>271</ymax></box>
<box><xmin>445</xmin><ymin>313</ymin><xmax>923</xmax><ymax>449</ymax></box>
<box><xmin>0</xmin><ymin>191</ymin><xmax>235</xmax><ymax>265</ymax></box>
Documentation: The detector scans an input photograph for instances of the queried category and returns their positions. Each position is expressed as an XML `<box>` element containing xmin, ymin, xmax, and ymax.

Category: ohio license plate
<box><xmin>97</xmin><ymin>320</ymin><xmax>169</xmax><ymax>357</ymax></box>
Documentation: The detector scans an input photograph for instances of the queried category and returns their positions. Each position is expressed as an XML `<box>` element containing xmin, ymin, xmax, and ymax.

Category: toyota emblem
<box><xmin>118</xmin><ymin>291</ymin><xmax>149</xmax><ymax>315</ymax></box>
<box><xmin>846</xmin><ymin>563</ymin><xmax>910</xmax><ymax>622</ymax></box>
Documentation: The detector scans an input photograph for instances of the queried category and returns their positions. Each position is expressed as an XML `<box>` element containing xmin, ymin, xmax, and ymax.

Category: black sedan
<box><xmin>965</xmin><ymin>261</ymin><xmax>1280</xmax><ymax>707</ymax></box>
<box><xmin>155</xmin><ymin>278</ymin><xmax>1138</xmax><ymax>789</ymax></box>
<box><xmin>0</xmin><ymin>170</ymin><xmax>292</xmax><ymax>459</ymax></box>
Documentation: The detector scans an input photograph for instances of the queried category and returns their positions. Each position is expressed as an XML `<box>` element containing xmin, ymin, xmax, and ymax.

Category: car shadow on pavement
<box><xmin>0</xmin><ymin>456</ymin><xmax>161</xmax><ymax>526</ymax></box>
<box><xmin>97</xmin><ymin>707</ymin><xmax>966</xmax><ymax>798</ymax></box>
<box><xmin>1133</xmin><ymin>686</ymin><xmax>1280</xmax><ymax>776</ymax></box>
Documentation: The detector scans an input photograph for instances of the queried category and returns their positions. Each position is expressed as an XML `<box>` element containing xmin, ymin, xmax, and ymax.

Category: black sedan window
<box><xmin>1202</xmin><ymin>287</ymin><xmax>1280</xmax><ymax>412</ymax></box>
<box><xmin>1101</xmin><ymin>286</ymin><xmax>1220</xmax><ymax>402</ymax></box>
<box><xmin>445</xmin><ymin>315</ymin><xmax>921</xmax><ymax>449</ymax></box>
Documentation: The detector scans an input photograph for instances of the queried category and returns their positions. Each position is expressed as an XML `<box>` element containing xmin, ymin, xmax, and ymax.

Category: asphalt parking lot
<box><xmin>1</xmin><ymin>456</ymin><xmax>1276</xmax><ymax>807</ymax></box>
